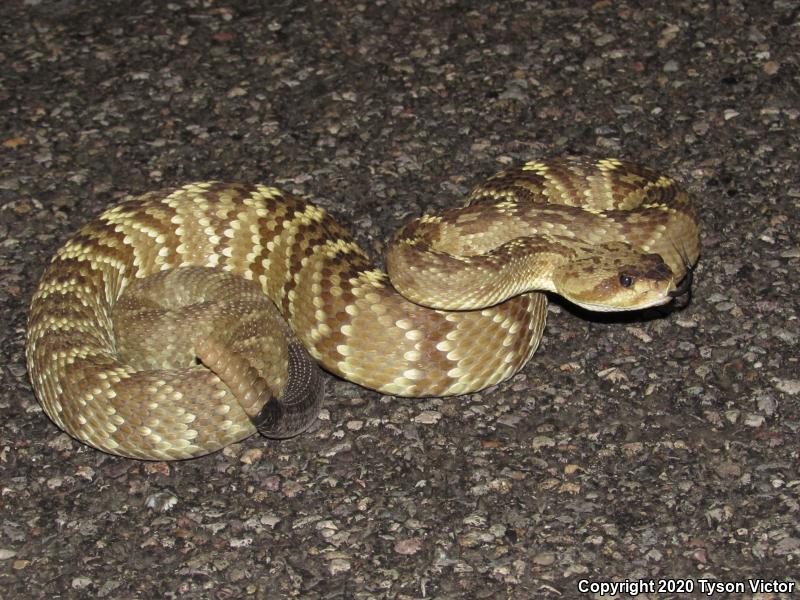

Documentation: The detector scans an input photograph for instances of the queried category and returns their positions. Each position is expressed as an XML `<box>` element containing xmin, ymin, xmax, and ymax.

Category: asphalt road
<box><xmin>1</xmin><ymin>1</ymin><xmax>798</xmax><ymax>598</ymax></box>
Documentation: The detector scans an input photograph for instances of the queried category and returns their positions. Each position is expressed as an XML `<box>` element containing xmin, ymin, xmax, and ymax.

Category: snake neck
<box><xmin>385</xmin><ymin>228</ymin><xmax>595</xmax><ymax>310</ymax></box>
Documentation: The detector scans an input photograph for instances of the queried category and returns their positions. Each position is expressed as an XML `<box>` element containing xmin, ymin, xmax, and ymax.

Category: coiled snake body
<box><xmin>26</xmin><ymin>158</ymin><xmax>699</xmax><ymax>460</ymax></box>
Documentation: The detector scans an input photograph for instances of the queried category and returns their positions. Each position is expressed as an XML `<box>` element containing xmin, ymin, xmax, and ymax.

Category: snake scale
<box><xmin>26</xmin><ymin>157</ymin><xmax>700</xmax><ymax>460</ymax></box>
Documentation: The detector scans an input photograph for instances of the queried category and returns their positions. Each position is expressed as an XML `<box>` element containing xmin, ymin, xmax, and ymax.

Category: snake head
<box><xmin>553</xmin><ymin>244</ymin><xmax>678</xmax><ymax>312</ymax></box>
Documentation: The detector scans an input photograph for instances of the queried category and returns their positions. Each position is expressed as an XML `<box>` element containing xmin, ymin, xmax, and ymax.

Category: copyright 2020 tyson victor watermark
<box><xmin>577</xmin><ymin>578</ymin><xmax>796</xmax><ymax>596</ymax></box>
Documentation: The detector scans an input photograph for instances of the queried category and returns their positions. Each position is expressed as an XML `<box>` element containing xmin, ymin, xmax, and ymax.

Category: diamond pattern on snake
<box><xmin>26</xmin><ymin>157</ymin><xmax>700</xmax><ymax>460</ymax></box>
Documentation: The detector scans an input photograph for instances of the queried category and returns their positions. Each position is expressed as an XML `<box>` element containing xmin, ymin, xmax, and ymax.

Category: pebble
<box><xmin>328</xmin><ymin>558</ymin><xmax>352</xmax><ymax>575</ymax></box>
<box><xmin>530</xmin><ymin>435</ymin><xmax>556</xmax><ymax>450</ymax></box>
<box><xmin>744</xmin><ymin>414</ymin><xmax>765</xmax><ymax>427</ymax></box>
<box><xmin>413</xmin><ymin>410</ymin><xmax>442</xmax><ymax>425</ymax></box>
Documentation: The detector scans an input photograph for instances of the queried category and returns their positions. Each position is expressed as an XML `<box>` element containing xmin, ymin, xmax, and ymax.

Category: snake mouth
<box><xmin>569</xmin><ymin>288</ymin><xmax>675</xmax><ymax>312</ymax></box>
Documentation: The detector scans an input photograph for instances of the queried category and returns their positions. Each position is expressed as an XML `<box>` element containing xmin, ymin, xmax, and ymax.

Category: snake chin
<box><xmin>566</xmin><ymin>290</ymin><xmax>674</xmax><ymax>313</ymax></box>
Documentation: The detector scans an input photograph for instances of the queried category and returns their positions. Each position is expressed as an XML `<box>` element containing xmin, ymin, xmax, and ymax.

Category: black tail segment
<box><xmin>251</xmin><ymin>341</ymin><xmax>325</xmax><ymax>439</ymax></box>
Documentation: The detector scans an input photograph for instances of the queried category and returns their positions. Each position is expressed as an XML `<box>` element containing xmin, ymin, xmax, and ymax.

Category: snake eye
<box><xmin>619</xmin><ymin>274</ymin><xmax>634</xmax><ymax>288</ymax></box>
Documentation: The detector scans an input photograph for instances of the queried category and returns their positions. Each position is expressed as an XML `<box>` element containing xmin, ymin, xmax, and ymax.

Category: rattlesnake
<box><xmin>26</xmin><ymin>157</ymin><xmax>699</xmax><ymax>460</ymax></box>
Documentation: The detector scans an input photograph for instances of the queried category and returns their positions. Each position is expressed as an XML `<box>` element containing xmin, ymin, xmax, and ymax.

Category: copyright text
<box><xmin>577</xmin><ymin>578</ymin><xmax>795</xmax><ymax>596</ymax></box>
